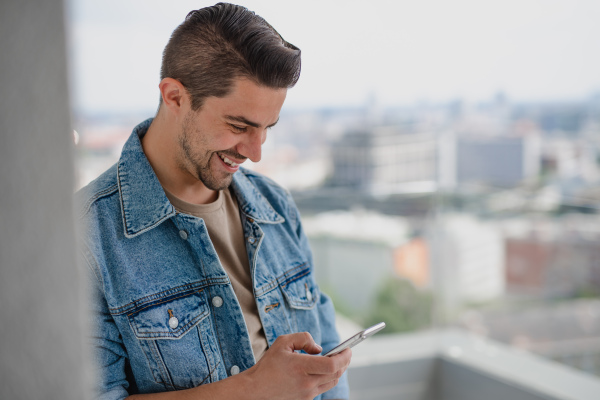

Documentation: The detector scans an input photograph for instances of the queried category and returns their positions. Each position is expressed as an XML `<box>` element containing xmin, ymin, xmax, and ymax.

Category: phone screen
<box><xmin>323</xmin><ymin>322</ymin><xmax>386</xmax><ymax>357</ymax></box>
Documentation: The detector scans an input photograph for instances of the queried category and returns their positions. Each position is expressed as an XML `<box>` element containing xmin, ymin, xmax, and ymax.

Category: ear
<box><xmin>158</xmin><ymin>78</ymin><xmax>189</xmax><ymax>116</ymax></box>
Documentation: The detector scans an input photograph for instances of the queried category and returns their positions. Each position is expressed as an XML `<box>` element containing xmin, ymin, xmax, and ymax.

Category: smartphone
<box><xmin>323</xmin><ymin>322</ymin><xmax>386</xmax><ymax>357</ymax></box>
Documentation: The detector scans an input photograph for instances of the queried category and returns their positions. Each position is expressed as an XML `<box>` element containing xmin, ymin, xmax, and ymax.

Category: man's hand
<box><xmin>241</xmin><ymin>332</ymin><xmax>352</xmax><ymax>400</ymax></box>
<box><xmin>126</xmin><ymin>332</ymin><xmax>351</xmax><ymax>400</ymax></box>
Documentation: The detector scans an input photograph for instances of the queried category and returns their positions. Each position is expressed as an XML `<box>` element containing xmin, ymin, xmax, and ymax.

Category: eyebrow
<box><xmin>225</xmin><ymin>115</ymin><xmax>280</xmax><ymax>129</ymax></box>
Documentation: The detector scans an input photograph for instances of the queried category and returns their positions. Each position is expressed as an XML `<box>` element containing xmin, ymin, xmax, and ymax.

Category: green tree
<box><xmin>363</xmin><ymin>276</ymin><xmax>433</xmax><ymax>333</ymax></box>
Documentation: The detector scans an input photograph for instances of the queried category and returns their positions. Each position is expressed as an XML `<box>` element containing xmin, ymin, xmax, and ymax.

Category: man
<box><xmin>77</xmin><ymin>3</ymin><xmax>351</xmax><ymax>400</ymax></box>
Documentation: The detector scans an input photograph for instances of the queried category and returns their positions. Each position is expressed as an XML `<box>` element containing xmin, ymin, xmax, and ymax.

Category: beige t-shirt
<box><xmin>164</xmin><ymin>187</ymin><xmax>268</xmax><ymax>361</ymax></box>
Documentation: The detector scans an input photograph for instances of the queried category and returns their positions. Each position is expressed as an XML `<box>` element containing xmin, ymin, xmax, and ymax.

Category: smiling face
<box><xmin>175</xmin><ymin>78</ymin><xmax>287</xmax><ymax>193</ymax></box>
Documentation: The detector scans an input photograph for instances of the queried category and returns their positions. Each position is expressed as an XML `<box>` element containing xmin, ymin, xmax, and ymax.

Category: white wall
<box><xmin>0</xmin><ymin>0</ymin><xmax>90</xmax><ymax>398</ymax></box>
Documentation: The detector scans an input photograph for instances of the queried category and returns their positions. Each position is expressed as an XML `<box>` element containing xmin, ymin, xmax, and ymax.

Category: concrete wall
<box><xmin>0</xmin><ymin>0</ymin><xmax>89</xmax><ymax>398</ymax></box>
<box><xmin>349</xmin><ymin>357</ymin><xmax>438</xmax><ymax>400</ymax></box>
<box><xmin>348</xmin><ymin>330</ymin><xmax>600</xmax><ymax>400</ymax></box>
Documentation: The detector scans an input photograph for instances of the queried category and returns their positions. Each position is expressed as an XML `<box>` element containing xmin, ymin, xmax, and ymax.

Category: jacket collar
<box><xmin>231</xmin><ymin>171</ymin><xmax>284</xmax><ymax>224</ymax></box>
<box><xmin>117</xmin><ymin>118</ymin><xmax>282</xmax><ymax>238</ymax></box>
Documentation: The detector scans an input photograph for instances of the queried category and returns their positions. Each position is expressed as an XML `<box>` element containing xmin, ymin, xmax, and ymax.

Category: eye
<box><xmin>229</xmin><ymin>124</ymin><xmax>247</xmax><ymax>133</ymax></box>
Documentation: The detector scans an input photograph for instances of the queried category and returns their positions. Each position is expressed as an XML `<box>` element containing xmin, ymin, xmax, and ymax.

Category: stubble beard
<box><xmin>178</xmin><ymin>114</ymin><xmax>234</xmax><ymax>192</ymax></box>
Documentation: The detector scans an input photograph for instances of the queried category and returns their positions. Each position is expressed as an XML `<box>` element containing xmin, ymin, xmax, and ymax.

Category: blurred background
<box><xmin>68</xmin><ymin>0</ymin><xmax>600</xmax><ymax>381</ymax></box>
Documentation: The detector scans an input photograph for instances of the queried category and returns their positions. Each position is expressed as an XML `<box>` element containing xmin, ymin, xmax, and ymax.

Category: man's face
<box><xmin>176</xmin><ymin>78</ymin><xmax>287</xmax><ymax>192</ymax></box>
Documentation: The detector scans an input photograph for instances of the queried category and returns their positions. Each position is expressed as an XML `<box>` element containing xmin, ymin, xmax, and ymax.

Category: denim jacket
<box><xmin>76</xmin><ymin>119</ymin><xmax>348</xmax><ymax>400</ymax></box>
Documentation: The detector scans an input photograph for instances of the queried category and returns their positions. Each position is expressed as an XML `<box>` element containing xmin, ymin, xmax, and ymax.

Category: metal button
<box><xmin>179</xmin><ymin>230</ymin><xmax>188</xmax><ymax>240</ymax></box>
<box><xmin>247</xmin><ymin>236</ymin><xmax>256</xmax><ymax>244</ymax></box>
<box><xmin>230</xmin><ymin>365</ymin><xmax>240</xmax><ymax>375</ymax></box>
<box><xmin>305</xmin><ymin>283</ymin><xmax>313</xmax><ymax>302</ymax></box>
<box><xmin>168</xmin><ymin>316</ymin><xmax>179</xmax><ymax>329</ymax></box>
<box><xmin>212</xmin><ymin>296</ymin><xmax>223</xmax><ymax>308</ymax></box>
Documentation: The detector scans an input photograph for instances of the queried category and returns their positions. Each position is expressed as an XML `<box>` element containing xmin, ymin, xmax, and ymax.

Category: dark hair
<box><xmin>160</xmin><ymin>2</ymin><xmax>301</xmax><ymax>110</ymax></box>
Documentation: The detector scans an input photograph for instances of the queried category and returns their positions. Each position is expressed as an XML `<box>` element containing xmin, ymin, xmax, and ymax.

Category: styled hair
<box><xmin>160</xmin><ymin>2</ymin><xmax>301</xmax><ymax>110</ymax></box>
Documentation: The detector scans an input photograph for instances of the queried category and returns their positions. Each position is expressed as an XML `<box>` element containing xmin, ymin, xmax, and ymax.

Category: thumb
<box><xmin>288</xmin><ymin>332</ymin><xmax>323</xmax><ymax>354</ymax></box>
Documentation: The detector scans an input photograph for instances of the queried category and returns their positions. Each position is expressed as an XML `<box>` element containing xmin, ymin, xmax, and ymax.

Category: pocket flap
<box><xmin>278</xmin><ymin>264</ymin><xmax>318</xmax><ymax>310</ymax></box>
<box><xmin>128</xmin><ymin>290</ymin><xmax>209</xmax><ymax>339</ymax></box>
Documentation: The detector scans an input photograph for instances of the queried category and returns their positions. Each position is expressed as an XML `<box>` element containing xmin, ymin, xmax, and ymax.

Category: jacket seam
<box><xmin>126</xmin><ymin>289</ymin><xmax>205</xmax><ymax>317</ymax></box>
<box><xmin>77</xmin><ymin>183</ymin><xmax>119</xmax><ymax>220</ymax></box>
<box><xmin>255</xmin><ymin>263</ymin><xmax>310</xmax><ymax>297</ymax></box>
<box><xmin>79</xmin><ymin>240</ymin><xmax>104</xmax><ymax>288</ymax></box>
<box><xmin>109</xmin><ymin>278</ymin><xmax>229</xmax><ymax>315</ymax></box>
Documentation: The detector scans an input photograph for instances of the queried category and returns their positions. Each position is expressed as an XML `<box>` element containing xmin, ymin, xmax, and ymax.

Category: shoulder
<box><xmin>74</xmin><ymin>163</ymin><xmax>120</xmax><ymax>222</ymax></box>
<box><xmin>74</xmin><ymin>163</ymin><xmax>123</xmax><ymax>282</ymax></box>
<box><xmin>237</xmin><ymin>168</ymin><xmax>296</xmax><ymax>212</ymax></box>
<box><xmin>238</xmin><ymin>167</ymin><xmax>290</xmax><ymax>200</ymax></box>
<box><xmin>236</xmin><ymin>168</ymin><xmax>301</xmax><ymax>227</ymax></box>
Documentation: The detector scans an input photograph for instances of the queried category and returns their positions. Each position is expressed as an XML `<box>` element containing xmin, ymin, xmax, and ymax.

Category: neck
<box><xmin>142</xmin><ymin>114</ymin><xmax>218</xmax><ymax>205</ymax></box>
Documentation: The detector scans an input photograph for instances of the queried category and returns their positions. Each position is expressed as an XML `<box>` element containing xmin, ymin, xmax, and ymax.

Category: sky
<box><xmin>66</xmin><ymin>0</ymin><xmax>600</xmax><ymax>115</ymax></box>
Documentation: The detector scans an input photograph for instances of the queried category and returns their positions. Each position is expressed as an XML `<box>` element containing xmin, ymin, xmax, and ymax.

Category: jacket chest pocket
<box><xmin>277</xmin><ymin>264</ymin><xmax>320</xmax><ymax>337</ymax></box>
<box><xmin>127</xmin><ymin>290</ymin><xmax>224</xmax><ymax>390</ymax></box>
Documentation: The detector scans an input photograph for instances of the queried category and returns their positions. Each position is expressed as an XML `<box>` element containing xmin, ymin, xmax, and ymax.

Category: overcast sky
<box><xmin>66</xmin><ymin>0</ymin><xmax>600</xmax><ymax>115</ymax></box>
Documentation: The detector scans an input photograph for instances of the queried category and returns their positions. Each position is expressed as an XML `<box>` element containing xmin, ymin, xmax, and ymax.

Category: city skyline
<box><xmin>67</xmin><ymin>0</ymin><xmax>600</xmax><ymax>115</ymax></box>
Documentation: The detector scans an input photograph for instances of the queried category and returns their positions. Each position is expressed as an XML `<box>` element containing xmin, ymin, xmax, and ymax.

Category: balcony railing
<box><xmin>348</xmin><ymin>329</ymin><xmax>600</xmax><ymax>400</ymax></box>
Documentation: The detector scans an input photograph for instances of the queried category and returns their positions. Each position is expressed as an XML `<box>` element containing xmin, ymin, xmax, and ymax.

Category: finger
<box><xmin>299</xmin><ymin>348</ymin><xmax>351</xmax><ymax>376</ymax></box>
<box><xmin>316</xmin><ymin>347</ymin><xmax>352</xmax><ymax>372</ymax></box>
<box><xmin>317</xmin><ymin>376</ymin><xmax>340</xmax><ymax>394</ymax></box>
<box><xmin>329</xmin><ymin>347</ymin><xmax>352</xmax><ymax>364</ymax></box>
<box><xmin>284</xmin><ymin>332</ymin><xmax>322</xmax><ymax>354</ymax></box>
<box><xmin>312</xmin><ymin>367</ymin><xmax>346</xmax><ymax>393</ymax></box>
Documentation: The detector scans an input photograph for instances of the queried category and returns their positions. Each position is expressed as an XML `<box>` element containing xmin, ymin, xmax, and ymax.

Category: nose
<box><xmin>238</xmin><ymin>129</ymin><xmax>267</xmax><ymax>163</ymax></box>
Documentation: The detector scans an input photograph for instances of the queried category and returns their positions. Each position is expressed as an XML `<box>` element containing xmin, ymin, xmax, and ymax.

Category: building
<box><xmin>330</xmin><ymin>124</ymin><xmax>542</xmax><ymax>196</ymax></box>
<box><xmin>454</xmin><ymin>134</ymin><xmax>541</xmax><ymax>188</ymax></box>
<box><xmin>330</xmin><ymin>127</ymin><xmax>438</xmax><ymax>194</ymax></box>
<box><xmin>302</xmin><ymin>210</ymin><xmax>411</xmax><ymax>316</ymax></box>
<box><xmin>427</xmin><ymin>214</ymin><xmax>505</xmax><ymax>316</ymax></box>
<box><xmin>500</xmin><ymin>215</ymin><xmax>600</xmax><ymax>299</ymax></box>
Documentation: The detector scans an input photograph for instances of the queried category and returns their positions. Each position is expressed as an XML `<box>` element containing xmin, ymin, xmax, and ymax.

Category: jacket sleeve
<box><xmin>287</xmin><ymin>192</ymin><xmax>350</xmax><ymax>400</ymax></box>
<box><xmin>80</xmin><ymin>244</ymin><xmax>131</xmax><ymax>400</ymax></box>
<box><xmin>316</xmin><ymin>291</ymin><xmax>350</xmax><ymax>400</ymax></box>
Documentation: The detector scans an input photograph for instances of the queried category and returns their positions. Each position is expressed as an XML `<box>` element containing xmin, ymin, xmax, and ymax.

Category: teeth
<box><xmin>219</xmin><ymin>154</ymin><xmax>239</xmax><ymax>167</ymax></box>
